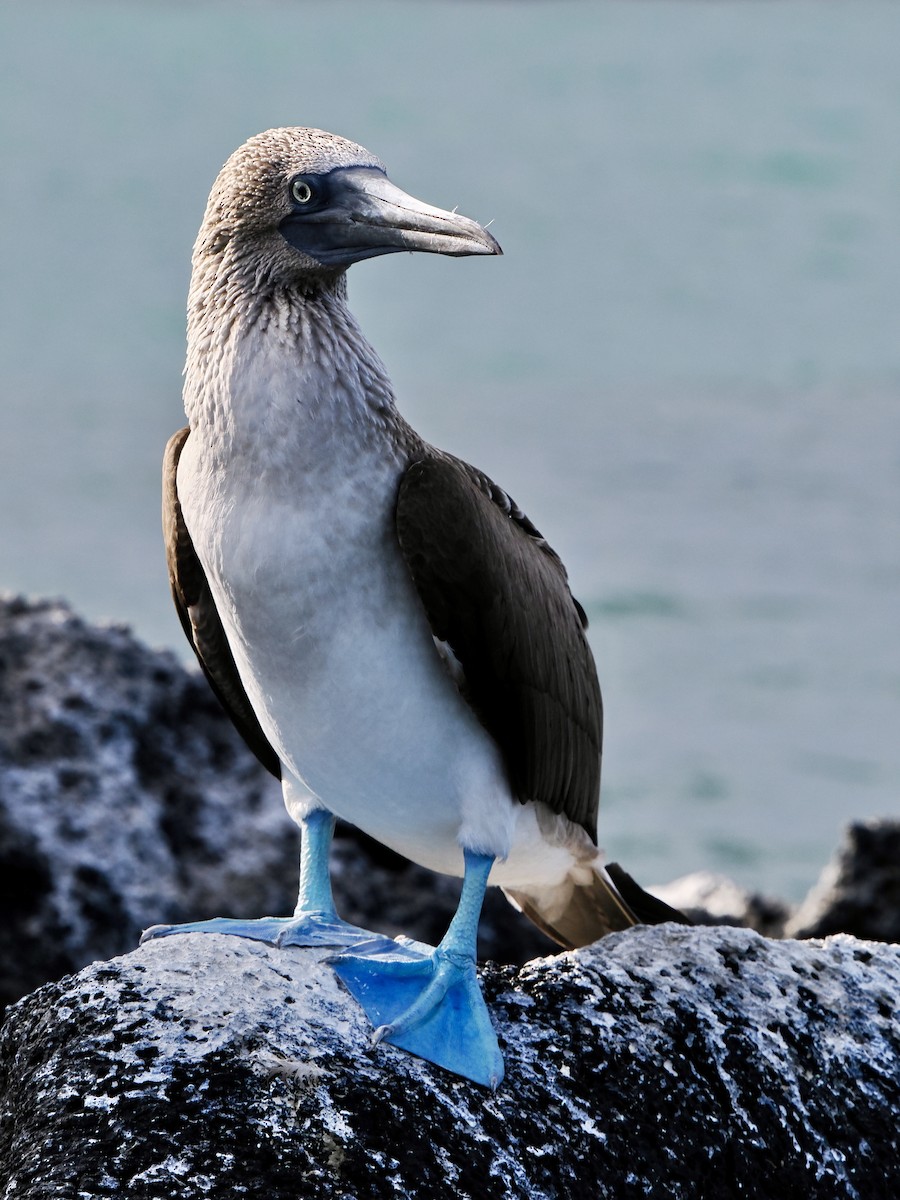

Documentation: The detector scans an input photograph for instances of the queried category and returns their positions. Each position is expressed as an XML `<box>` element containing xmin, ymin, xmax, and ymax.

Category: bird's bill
<box><xmin>279</xmin><ymin>166</ymin><xmax>502</xmax><ymax>266</ymax></box>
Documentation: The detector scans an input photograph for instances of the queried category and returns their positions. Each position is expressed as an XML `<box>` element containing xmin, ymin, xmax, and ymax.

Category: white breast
<box><xmin>178</xmin><ymin>311</ymin><xmax>536</xmax><ymax>879</ymax></box>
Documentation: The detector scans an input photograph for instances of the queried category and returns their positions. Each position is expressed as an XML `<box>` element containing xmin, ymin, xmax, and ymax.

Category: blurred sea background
<box><xmin>1</xmin><ymin>0</ymin><xmax>898</xmax><ymax>903</ymax></box>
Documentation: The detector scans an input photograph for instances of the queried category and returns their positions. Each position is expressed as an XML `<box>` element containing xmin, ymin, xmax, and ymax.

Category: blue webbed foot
<box><xmin>330</xmin><ymin>850</ymin><xmax>504</xmax><ymax>1087</ymax></box>
<box><xmin>141</xmin><ymin>809</ymin><xmax>396</xmax><ymax>955</ymax></box>
<box><xmin>139</xmin><ymin>913</ymin><xmax>397</xmax><ymax>952</ymax></box>
<box><xmin>330</xmin><ymin>942</ymin><xmax>504</xmax><ymax>1088</ymax></box>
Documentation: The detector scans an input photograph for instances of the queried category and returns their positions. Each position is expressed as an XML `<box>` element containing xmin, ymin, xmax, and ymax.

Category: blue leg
<box><xmin>141</xmin><ymin>810</ymin><xmax>395</xmax><ymax>953</ymax></box>
<box><xmin>329</xmin><ymin>850</ymin><xmax>504</xmax><ymax>1089</ymax></box>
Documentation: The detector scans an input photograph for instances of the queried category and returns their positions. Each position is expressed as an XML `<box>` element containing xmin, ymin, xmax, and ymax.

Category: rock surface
<box><xmin>1</xmin><ymin>926</ymin><xmax>898</xmax><ymax>1199</ymax></box>
<box><xmin>3</xmin><ymin>595</ymin><xmax>899</xmax><ymax>1195</ymax></box>
<box><xmin>0</xmin><ymin>595</ymin><xmax>297</xmax><ymax>1011</ymax></box>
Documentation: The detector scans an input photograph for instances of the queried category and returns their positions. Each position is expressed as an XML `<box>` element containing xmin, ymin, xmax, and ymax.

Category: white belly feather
<box><xmin>179</xmin><ymin>321</ymin><xmax>582</xmax><ymax>889</ymax></box>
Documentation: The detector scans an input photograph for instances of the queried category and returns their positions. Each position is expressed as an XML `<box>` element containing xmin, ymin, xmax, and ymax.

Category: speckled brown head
<box><xmin>193</xmin><ymin>126</ymin><xmax>501</xmax><ymax>291</ymax></box>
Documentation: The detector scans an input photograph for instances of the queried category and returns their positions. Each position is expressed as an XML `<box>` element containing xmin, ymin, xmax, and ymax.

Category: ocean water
<box><xmin>1</xmin><ymin>1</ymin><xmax>898</xmax><ymax>901</ymax></box>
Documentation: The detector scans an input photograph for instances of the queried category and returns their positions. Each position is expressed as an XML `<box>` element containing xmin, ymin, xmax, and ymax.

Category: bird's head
<box><xmin>194</xmin><ymin>127</ymin><xmax>501</xmax><ymax>290</ymax></box>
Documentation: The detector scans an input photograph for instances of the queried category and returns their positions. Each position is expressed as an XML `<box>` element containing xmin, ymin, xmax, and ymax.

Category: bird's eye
<box><xmin>291</xmin><ymin>178</ymin><xmax>314</xmax><ymax>205</ymax></box>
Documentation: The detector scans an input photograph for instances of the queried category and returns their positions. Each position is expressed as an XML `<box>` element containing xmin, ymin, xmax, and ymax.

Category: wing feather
<box><xmin>395</xmin><ymin>456</ymin><xmax>601</xmax><ymax>836</ymax></box>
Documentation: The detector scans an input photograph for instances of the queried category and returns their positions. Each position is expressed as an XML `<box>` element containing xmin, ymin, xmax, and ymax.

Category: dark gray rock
<box><xmin>3</xmin><ymin>595</ymin><xmax>898</xmax><ymax>1194</ymax></box>
<box><xmin>0</xmin><ymin>594</ymin><xmax>552</xmax><ymax>1013</ymax></box>
<box><xmin>0</xmin><ymin>594</ymin><xmax>297</xmax><ymax>1011</ymax></box>
<box><xmin>1</xmin><ymin>926</ymin><xmax>898</xmax><ymax>1199</ymax></box>
<box><xmin>786</xmin><ymin>818</ymin><xmax>900</xmax><ymax>943</ymax></box>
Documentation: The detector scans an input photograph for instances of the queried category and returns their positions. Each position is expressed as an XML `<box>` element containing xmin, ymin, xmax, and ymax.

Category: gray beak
<box><xmin>279</xmin><ymin>166</ymin><xmax>502</xmax><ymax>267</ymax></box>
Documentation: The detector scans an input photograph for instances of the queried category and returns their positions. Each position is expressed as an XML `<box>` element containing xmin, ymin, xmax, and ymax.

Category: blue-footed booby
<box><xmin>143</xmin><ymin>127</ymin><xmax>687</xmax><ymax>1088</ymax></box>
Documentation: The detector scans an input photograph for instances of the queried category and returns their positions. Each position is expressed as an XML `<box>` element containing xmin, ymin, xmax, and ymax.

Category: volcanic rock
<box><xmin>1</xmin><ymin>925</ymin><xmax>897</xmax><ymax>1198</ymax></box>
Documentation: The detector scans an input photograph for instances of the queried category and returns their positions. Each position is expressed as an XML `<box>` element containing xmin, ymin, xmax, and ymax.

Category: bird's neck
<box><xmin>183</xmin><ymin>268</ymin><xmax>408</xmax><ymax>469</ymax></box>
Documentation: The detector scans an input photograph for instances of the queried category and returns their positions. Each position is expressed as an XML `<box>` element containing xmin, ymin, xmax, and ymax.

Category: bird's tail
<box><xmin>504</xmin><ymin>860</ymin><xmax>690</xmax><ymax>951</ymax></box>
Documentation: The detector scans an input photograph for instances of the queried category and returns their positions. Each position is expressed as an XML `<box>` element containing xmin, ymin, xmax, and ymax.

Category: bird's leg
<box><xmin>293</xmin><ymin>807</ymin><xmax>340</xmax><ymax>919</ymax></box>
<box><xmin>140</xmin><ymin>809</ymin><xmax>395</xmax><ymax>953</ymax></box>
<box><xmin>275</xmin><ymin>809</ymin><xmax>397</xmax><ymax>949</ymax></box>
<box><xmin>328</xmin><ymin>850</ymin><xmax>504</xmax><ymax>1088</ymax></box>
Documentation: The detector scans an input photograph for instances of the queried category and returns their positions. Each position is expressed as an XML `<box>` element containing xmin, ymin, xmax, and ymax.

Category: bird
<box><xmin>142</xmin><ymin>127</ymin><xmax>687</xmax><ymax>1088</ymax></box>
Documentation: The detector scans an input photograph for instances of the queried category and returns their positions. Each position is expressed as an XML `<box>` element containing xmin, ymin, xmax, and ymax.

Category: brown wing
<box><xmin>163</xmin><ymin>426</ymin><xmax>281</xmax><ymax>779</ymax></box>
<box><xmin>395</xmin><ymin>455</ymin><xmax>602</xmax><ymax>838</ymax></box>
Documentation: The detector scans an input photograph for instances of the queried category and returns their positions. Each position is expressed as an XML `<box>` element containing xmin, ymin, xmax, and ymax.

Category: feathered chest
<box><xmin>179</xmin><ymin>301</ymin><xmax>413</xmax><ymax>614</ymax></box>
